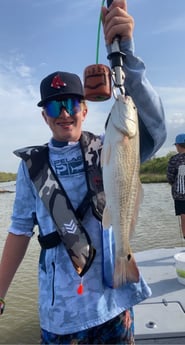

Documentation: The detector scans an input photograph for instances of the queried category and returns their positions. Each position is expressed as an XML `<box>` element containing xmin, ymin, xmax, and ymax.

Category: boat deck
<box><xmin>134</xmin><ymin>247</ymin><xmax>185</xmax><ymax>344</ymax></box>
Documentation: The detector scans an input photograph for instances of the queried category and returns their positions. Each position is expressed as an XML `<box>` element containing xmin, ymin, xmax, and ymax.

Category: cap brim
<box><xmin>37</xmin><ymin>93</ymin><xmax>84</xmax><ymax>107</ymax></box>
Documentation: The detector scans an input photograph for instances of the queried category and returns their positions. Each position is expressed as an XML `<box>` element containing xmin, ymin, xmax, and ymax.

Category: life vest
<box><xmin>14</xmin><ymin>131</ymin><xmax>105</xmax><ymax>276</ymax></box>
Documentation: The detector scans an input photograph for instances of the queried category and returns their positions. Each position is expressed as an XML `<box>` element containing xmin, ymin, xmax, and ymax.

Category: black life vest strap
<box><xmin>14</xmin><ymin>144</ymin><xmax>95</xmax><ymax>277</ymax></box>
<box><xmin>38</xmin><ymin>231</ymin><xmax>61</xmax><ymax>249</ymax></box>
<box><xmin>80</xmin><ymin>132</ymin><xmax>105</xmax><ymax>220</ymax></box>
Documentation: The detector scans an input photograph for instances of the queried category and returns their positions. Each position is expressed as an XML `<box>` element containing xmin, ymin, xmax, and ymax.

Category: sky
<box><xmin>1</xmin><ymin>0</ymin><xmax>185</xmax><ymax>172</ymax></box>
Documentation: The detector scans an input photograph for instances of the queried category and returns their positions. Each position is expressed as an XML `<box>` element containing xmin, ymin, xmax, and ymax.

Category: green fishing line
<box><xmin>96</xmin><ymin>0</ymin><xmax>106</xmax><ymax>64</ymax></box>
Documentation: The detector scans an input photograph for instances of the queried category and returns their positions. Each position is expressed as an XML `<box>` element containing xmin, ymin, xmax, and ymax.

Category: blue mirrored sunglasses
<box><xmin>44</xmin><ymin>98</ymin><xmax>82</xmax><ymax>118</ymax></box>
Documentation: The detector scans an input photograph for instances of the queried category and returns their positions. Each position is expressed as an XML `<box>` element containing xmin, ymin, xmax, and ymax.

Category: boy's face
<box><xmin>42</xmin><ymin>99</ymin><xmax>87</xmax><ymax>142</ymax></box>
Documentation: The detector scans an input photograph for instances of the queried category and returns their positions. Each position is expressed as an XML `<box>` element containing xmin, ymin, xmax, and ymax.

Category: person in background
<box><xmin>0</xmin><ymin>1</ymin><xmax>166</xmax><ymax>344</ymax></box>
<box><xmin>167</xmin><ymin>133</ymin><xmax>185</xmax><ymax>239</ymax></box>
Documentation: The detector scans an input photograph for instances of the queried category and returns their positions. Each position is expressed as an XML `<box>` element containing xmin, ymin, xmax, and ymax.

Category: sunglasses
<box><xmin>44</xmin><ymin>98</ymin><xmax>82</xmax><ymax>118</ymax></box>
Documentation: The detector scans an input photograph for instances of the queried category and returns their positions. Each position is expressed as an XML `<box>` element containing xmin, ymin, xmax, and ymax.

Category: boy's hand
<box><xmin>102</xmin><ymin>0</ymin><xmax>134</xmax><ymax>45</ymax></box>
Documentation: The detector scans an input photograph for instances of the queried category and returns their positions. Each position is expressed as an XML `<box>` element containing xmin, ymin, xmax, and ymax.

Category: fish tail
<box><xmin>113</xmin><ymin>254</ymin><xmax>140</xmax><ymax>288</ymax></box>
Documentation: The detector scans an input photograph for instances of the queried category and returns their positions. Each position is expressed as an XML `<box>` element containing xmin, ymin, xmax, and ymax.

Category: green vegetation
<box><xmin>0</xmin><ymin>152</ymin><xmax>176</xmax><ymax>184</ymax></box>
<box><xmin>0</xmin><ymin>172</ymin><xmax>17</xmax><ymax>183</ymax></box>
<box><xmin>140</xmin><ymin>152</ymin><xmax>175</xmax><ymax>183</ymax></box>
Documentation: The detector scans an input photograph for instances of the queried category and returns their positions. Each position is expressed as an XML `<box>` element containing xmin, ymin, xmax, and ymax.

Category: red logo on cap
<box><xmin>51</xmin><ymin>74</ymin><xmax>66</xmax><ymax>89</ymax></box>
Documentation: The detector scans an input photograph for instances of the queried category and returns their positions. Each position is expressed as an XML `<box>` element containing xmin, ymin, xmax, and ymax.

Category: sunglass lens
<box><xmin>45</xmin><ymin>99</ymin><xmax>81</xmax><ymax>118</ymax></box>
<box><xmin>72</xmin><ymin>99</ymin><xmax>81</xmax><ymax>115</ymax></box>
<box><xmin>65</xmin><ymin>99</ymin><xmax>81</xmax><ymax>116</ymax></box>
<box><xmin>45</xmin><ymin>101</ymin><xmax>60</xmax><ymax>118</ymax></box>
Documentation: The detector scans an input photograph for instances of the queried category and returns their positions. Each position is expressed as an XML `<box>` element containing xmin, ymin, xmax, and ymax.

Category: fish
<box><xmin>101</xmin><ymin>94</ymin><xmax>142</xmax><ymax>288</ymax></box>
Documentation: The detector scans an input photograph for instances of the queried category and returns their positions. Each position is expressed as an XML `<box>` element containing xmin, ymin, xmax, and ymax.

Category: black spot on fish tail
<box><xmin>113</xmin><ymin>254</ymin><xmax>140</xmax><ymax>288</ymax></box>
<box><xmin>127</xmin><ymin>254</ymin><xmax>131</xmax><ymax>261</ymax></box>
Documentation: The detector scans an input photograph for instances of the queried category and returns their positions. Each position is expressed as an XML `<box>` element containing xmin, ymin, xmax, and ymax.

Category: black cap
<box><xmin>37</xmin><ymin>71</ymin><xmax>84</xmax><ymax>107</ymax></box>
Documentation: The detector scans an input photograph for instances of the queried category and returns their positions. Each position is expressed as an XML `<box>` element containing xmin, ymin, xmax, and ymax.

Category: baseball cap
<box><xmin>174</xmin><ymin>133</ymin><xmax>185</xmax><ymax>144</ymax></box>
<box><xmin>37</xmin><ymin>71</ymin><xmax>84</xmax><ymax>107</ymax></box>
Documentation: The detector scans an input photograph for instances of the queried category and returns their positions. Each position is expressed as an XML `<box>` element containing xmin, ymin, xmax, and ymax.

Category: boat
<box><xmin>134</xmin><ymin>247</ymin><xmax>185</xmax><ymax>344</ymax></box>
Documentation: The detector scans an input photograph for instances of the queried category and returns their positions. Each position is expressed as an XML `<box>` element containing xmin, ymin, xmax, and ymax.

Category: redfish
<box><xmin>101</xmin><ymin>94</ymin><xmax>142</xmax><ymax>288</ymax></box>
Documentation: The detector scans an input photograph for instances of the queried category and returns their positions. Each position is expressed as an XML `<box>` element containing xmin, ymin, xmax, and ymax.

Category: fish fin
<box><xmin>102</xmin><ymin>206</ymin><xmax>112</xmax><ymax>230</ymax></box>
<box><xmin>104</xmin><ymin>143</ymin><xmax>112</xmax><ymax>165</ymax></box>
<box><xmin>100</xmin><ymin>148</ymin><xmax>104</xmax><ymax>168</ymax></box>
<box><xmin>106</xmin><ymin>144</ymin><xmax>111</xmax><ymax>164</ymax></box>
<box><xmin>130</xmin><ymin>180</ymin><xmax>144</xmax><ymax>235</ymax></box>
<box><xmin>101</xmin><ymin>143</ymin><xmax>111</xmax><ymax>168</ymax></box>
<box><xmin>113</xmin><ymin>254</ymin><xmax>140</xmax><ymax>288</ymax></box>
<box><xmin>138</xmin><ymin>180</ymin><xmax>144</xmax><ymax>204</ymax></box>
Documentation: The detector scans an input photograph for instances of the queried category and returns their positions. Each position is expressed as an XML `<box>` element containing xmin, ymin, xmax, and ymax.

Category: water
<box><xmin>0</xmin><ymin>182</ymin><xmax>184</xmax><ymax>344</ymax></box>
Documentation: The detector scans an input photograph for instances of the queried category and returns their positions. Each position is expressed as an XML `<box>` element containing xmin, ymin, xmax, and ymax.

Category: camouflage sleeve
<box><xmin>8</xmin><ymin>160</ymin><xmax>36</xmax><ymax>236</ymax></box>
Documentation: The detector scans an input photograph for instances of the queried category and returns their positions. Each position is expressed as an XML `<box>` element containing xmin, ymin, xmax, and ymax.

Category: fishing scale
<box><xmin>83</xmin><ymin>0</ymin><xmax>126</xmax><ymax>101</ymax></box>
